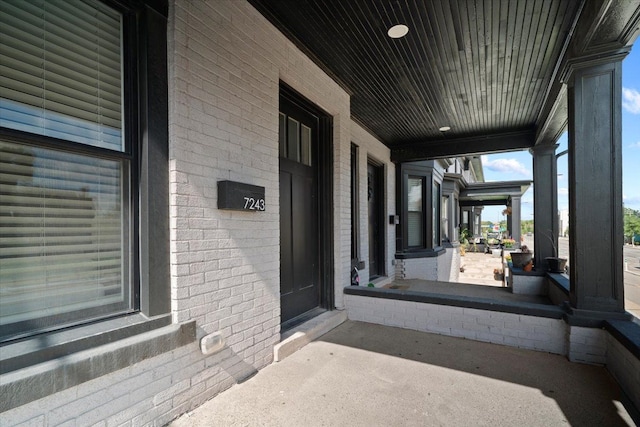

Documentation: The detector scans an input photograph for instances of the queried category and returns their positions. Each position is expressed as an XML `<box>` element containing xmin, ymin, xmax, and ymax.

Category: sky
<box><xmin>480</xmin><ymin>46</ymin><xmax>640</xmax><ymax>225</ymax></box>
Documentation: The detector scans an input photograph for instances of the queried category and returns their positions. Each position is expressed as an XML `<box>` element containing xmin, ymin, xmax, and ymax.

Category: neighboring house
<box><xmin>1</xmin><ymin>1</ymin><xmax>639</xmax><ymax>426</ymax></box>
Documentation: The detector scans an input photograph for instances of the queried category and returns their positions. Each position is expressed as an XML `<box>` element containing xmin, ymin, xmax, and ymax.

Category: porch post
<box><xmin>510</xmin><ymin>196</ymin><xmax>522</xmax><ymax>248</ymax></box>
<box><xmin>530</xmin><ymin>144</ymin><xmax>558</xmax><ymax>271</ymax></box>
<box><xmin>564</xmin><ymin>52</ymin><xmax>628</xmax><ymax>316</ymax></box>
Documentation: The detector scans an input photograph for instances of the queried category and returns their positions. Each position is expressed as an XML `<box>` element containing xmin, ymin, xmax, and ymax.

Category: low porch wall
<box><xmin>343</xmin><ymin>287</ymin><xmax>640</xmax><ymax>413</ymax></box>
<box><xmin>394</xmin><ymin>247</ymin><xmax>459</xmax><ymax>282</ymax></box>
<box><xmin>508</xmin><ymin>268</ymin><xmax>547</xmax><ymax>295</ymax></box>
<box><xmin>344</xmin><ymin>293</ymin><xmax>567</xmax><ymax>354</ymax></box>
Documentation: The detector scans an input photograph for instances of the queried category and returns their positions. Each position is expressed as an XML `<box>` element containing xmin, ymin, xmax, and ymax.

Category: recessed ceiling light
<box><xmin>439</xmin><ymin>126</ymin><xmax>451</xmax><ymax>132</ymax></box>
<box><xmin>388</xmin><ymin>24</ymin><xmax>409</xmax><ymax>39</ymax></box>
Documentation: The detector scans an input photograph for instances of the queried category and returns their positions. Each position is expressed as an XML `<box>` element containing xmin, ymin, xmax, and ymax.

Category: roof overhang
<box><xmin>458</xmin><ymin>181</ymin><xmax>531</xmax><ymax>207</ymax></box>
<box><xmin>249</xmin><ymin>0</ymin><xmax>640</xmax><ymax>161</ymax></box>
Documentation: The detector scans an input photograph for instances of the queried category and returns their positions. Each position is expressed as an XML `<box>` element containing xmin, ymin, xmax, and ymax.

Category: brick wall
<box><xmin>169</xmin><ymin>0</ymin><xmax>355</xmax><ymax>362</ymax></box>
<box><xmin>567</xmin><ymin>327</ymin><xmax>607</xmax><ymax>365</ymax></box>
<box><xmin>345</xmin><ymin>295</ymin><xmax>568</xmax><ymax>355</ymax></box>
<box><xmin>168</xmin><ymin>0</ymin><xmax>353</xmax><ymax>410</ymax></box>
<box><xmin>395</xmin><ymin>251</ymin><xmax>459</xmax><ymax>282</ymax></box>
<box><xmin>606</xmin><ymin>333</ymin><xmax>640</xmax><ymax>409</ymax></box>
<box><xmin>351</xmin><ymin>123</ymin><xmax>395</xmax><ymax>287</ymax></box>
<box><xmin>2</xmin><ymin>1</ymin><xmax>359</xmax><ymax>425</ymax></box>
<box><xmin>395</xmin><ymin>258</ymin><xmax>439</xmax><ymax>281</ymax></box>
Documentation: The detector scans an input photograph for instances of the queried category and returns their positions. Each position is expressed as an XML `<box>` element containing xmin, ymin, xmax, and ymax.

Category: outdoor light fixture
<box><xmin>388</xmin><ymin>24</ymin><xmax>409</xmax><ymax>38</ymax></box>
<box><xmin>439</xmin><ymin>126</ymin><xmax>451</xmax><ymax>132</ymax></box>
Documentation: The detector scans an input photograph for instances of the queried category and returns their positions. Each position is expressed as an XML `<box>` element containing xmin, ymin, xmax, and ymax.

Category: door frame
<box><xmin>279</xmin><ymin>82</ymin><xmax>334</xmax><ymax>323</ymax></box>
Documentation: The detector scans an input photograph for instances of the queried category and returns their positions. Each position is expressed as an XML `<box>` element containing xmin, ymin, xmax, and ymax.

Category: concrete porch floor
<box><xmin>169</xmin><ymin>321</ymin><xmax>637</xmax><ymax>426</ymax></box>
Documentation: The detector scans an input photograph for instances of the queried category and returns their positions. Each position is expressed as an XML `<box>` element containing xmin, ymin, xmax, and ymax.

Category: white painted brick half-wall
<box><xmin>344</xmin><ymin>295</ymin><xmax>567</xmax><ymax>355</ymax></box>
<box><xmin>606</xmin><ymin>333</ymin><xmax>640</xmax><ymax>409</ymax></box>
<box><xmin>396</xmin><ymin>257</ymin><xmax>439</xmax><ymax>281</ymax></box>
<box><xmin>568</xmin><ymin>327</ymin><xmax>607</xmax><ymax>365</ymax></box>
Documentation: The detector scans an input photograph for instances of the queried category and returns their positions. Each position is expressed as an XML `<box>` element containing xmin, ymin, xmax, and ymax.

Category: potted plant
<box><xmin>542</xmin><ymin>230</ymin><xmax>567</xmax><ymax>273</ymax></box>
<box><xmin>510</xmin><ymin>245</ymin><xmax>533</xmax><ymax>269</ymax></box>
<box><xmin>459</xmin><ymin>227</ymin><xmax>471</xmax><ymax>256</ymax></box>
<box><xmin>502</xmin><ymin>238</ymin><xmax>516</xmax><ymax>249</ymax></box>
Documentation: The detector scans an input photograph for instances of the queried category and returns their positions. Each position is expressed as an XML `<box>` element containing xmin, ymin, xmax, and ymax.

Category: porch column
<box><xmin>530</xmin><ymin>144</ymin><xmax>558</xmax><ymax>270</ymax></box>
<box><xmin>564</xmin><ymin>53</ymin><xmax>627</xmax><ymax>316</ymax></box>
<box><xmin>509</xmin><ymin>196</ymin><xmax>522</xmax><ymax>248</ymax></box>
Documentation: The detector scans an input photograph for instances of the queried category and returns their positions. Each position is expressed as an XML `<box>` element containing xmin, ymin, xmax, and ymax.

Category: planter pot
<box><xmin>546</xmin><ymin>257</ymin><xmax>567</xmax><ymax>273</ymax></box>
<box><xmin>510</xmin><ymin>252</ymin><xmax>533</xmax><ymax>268</ymax></box>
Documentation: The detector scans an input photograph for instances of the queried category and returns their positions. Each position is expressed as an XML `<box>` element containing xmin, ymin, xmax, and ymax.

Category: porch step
<box><xmin>274</xmin><ymin>310</ymin><xmax>347</xmax><ymax>362</ymax></box>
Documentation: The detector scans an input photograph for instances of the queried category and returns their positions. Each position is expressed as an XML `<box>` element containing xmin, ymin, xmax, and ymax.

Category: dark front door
<box><xmin>368</xmin><ymin>161</ymin><xmax>385</xmax><ymax>279</ymax></box>
<box><xmin>279</xmin><ymin>97</ymin><xmax>320</xmax><ymax>324</ymax></box>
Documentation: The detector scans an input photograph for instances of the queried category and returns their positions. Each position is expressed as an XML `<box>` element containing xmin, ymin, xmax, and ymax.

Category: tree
<box><xmin>623</xmin><ymin>207</ymin><xmax>640</xmax><ymax>243</ymax></box>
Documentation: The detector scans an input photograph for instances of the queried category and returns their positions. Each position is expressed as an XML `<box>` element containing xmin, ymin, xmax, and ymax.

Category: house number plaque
<box><xmin>218</xmin><ymin>180</ymin><xmax>266</xmax><ymax>211</ymax></box>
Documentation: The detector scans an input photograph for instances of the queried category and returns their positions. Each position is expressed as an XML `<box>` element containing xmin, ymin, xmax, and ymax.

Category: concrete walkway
<box><xmin>169</xmin><ymin>321</ymin><xmax>637</xmax><ymax>427</ymax></box>
<box><xmin>457</xmin><ymin>251</ymin><xmax>507</xmax><ymax>287</ymax></box>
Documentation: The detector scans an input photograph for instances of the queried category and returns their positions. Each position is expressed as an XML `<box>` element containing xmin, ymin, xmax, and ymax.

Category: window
<box><xmin>407</xmin><ymin>176</ymin><xmax>423</xmax><ymax>247</ymax></box>
<box><xmin>453</xmin><ymin>196</ymin><xmax>458</xmax><ymax>241</ymax></box>
<box><xmin>462</xmin><ymin>210</ymin><xmax>469</xmax><ymax>232</ymax></box>
<box><xmin>0</xmin><ymin>0</ymin><xmax>169</xmax><ymax>342</ymax></box>
<box><xmin>279</xmin><ymin>113</ymin><xmax>312</xmax><ymax>166</ymax></box>
<box><xmin>442</xmin><ymin>195</ymin><xmax>449</xmax><ymax>241</ymax></box>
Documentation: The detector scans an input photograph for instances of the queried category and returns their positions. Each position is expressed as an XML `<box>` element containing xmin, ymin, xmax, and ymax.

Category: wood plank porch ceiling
<box><xmin>247</xmin><ymin>0</ymin><xmax>636</xmax><ymax>160</ymax></box>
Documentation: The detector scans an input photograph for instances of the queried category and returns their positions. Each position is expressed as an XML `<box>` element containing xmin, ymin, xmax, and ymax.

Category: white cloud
<box><xmin>622</xmin><ymin>88</ymin><xmax>640</xmax><ymax>114</ymax></box>
<box><xmin>482</xmin><ymin>157</ymin><xmax>530</xmax><ymax>176</ymax></box>
<box><xmin>623</xmin><ymin>194</ymin><xmax>640</xmax><ymax>204</ymax></box>
<box><xmin>629</xmin><ymin>141</ymin><xmax>640</xmax><ymax>149</ymax></box>
<box><xmin>558</xmin><ymin>187</ymin><xmax>569</xmax><ymax>195</ymax></box>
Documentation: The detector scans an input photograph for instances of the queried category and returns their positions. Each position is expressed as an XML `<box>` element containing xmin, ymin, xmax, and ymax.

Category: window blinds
<box><xmin>0</xmin><ymin>0</ymin><xmax>129</xmax><ymax>338</ymax></box>
<box><xmin>0</xmin><ymin>0</ymin><xmax>123</xmax><ymax>151</ymax></box>
<box><xmin>0</xmin><ymin>140</ymin><xmax>129</xmax><ymax>332</ymax></box>
<box><xmin>407</xmin><ymin>177</ymin><xmax>423</xmax><ymax>247</ymax></box>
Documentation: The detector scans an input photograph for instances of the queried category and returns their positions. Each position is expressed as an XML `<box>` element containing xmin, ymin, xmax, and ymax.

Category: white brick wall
<box><xmin>395</xmin><ymin>250</ymin><xmax>459</xmax><ymax>282</ymax></box>
<box><xmin>606</xmin><ymin>333</ymin><xmax>640</xmax><ymax>409</ymax></box>
<box><xmin>395</xmin><ymin>258</ymin><xmax>439</xmax><ymax>281</ymax></box>
<box><xmin>510</xmin><ymin>274</ymin><xmax>547</xmax><ymax>295</ymax></box>
<box><xmin>2</xmin><ymin>343</ymin><xmax>240</xmax><ymax>427</ymax></box>
<box><xmin>351</xmin><ymin>123</ymin><xmax>395</xmax><ymax>286</ymax></box>
<box><xmin>567</xmin><ymin>326</ymin><xmax>607</xmax><ymax>365</ymax></box>
<box><xmin>345</xmin><ymin>295</ymin><xmax>568</xmax><ymax>355</ymax></box>
<box><xmin>3</xmin><ymin>1</ymin><xmax>360</xmax><ymax>425</ymax></box>
<box><xmin>448</xmin><ymin>247</ymin><xmax>461</xmax><ymax>282</ymax></box>
<box><xmin>169</xmin><ymin>0</ymin><xmax>353</xmax><ymax>360</ymax></box>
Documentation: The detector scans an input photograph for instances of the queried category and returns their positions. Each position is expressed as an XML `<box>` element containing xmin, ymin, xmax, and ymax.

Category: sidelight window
<box><xmin>407</xmin><ymin>176</ymin><xmax>423</xmax><ymax>247</ymax></box>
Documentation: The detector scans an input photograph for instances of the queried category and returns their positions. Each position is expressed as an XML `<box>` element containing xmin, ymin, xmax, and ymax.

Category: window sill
<box><xmin>0</xmin><ymin>316</ymin><xmax>196</xmax><ymax>412</ymax></box>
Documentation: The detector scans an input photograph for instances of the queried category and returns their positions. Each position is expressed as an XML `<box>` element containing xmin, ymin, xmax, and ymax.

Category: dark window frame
<box><xmin>432</xmin><ymin>181</ymin><xmax>441</xmax><ymax>247</ymax></box>
<box><xmin>398</xmin><ymin>163</ymin><xmax>444</xmax><ymax>252</ymax></box>
<box><xmin>0</xmin><ymin>0</ymin><xmax>169</xmax><ymax>344</ymax></box>
<box><xmin>405</xmin><ymin>174</ymin><xmax>426</xmax><ymax>249</ymax></box>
